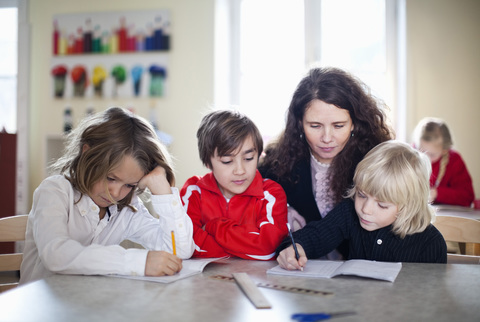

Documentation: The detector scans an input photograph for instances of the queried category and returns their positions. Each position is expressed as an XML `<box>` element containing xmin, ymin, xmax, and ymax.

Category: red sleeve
<box><xmin>435</xmin><ymin>151</ymin><xmax>475</xmax><ymax>207</ymax></box>
<box><xmin>180</xmin><ymin>177</ymin><xmax>229</xmax><ymax>258</ymax></box>
<box><xmin>204</xmin><ymin>179</ymin><xmax>288</xmax><ymax>260</ymax></box>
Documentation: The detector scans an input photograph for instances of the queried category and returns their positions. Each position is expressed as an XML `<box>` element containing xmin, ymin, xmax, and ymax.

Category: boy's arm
<box><xmin>421</xmin><ymin>227</ymin><xmax>448</xmax><ymax>263</ymax></box>
<box><xmin>180</xmin><ymin>180</ymin><xmax>229</xmax><ymax>258</ymax></box>
<box><xmin>280</xmin><ymin>199</ymin><xmax>354</xmax><ymax>259</ymax></box>
<box><xmin>204</xmin><ymin>180</ymin><xmax>289</xmax><ymax>260</ymax></box>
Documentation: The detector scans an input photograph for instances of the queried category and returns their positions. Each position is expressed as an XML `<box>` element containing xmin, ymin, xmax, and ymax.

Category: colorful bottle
<box><xmin>110</xmin><ymin>28</ymin><xmax>118</xmax><ymax>53</ymax></box>
<box><xmin>83</xmin><ymin>18</ymin><xmax>92</xmax><ymax>53</ymax></box>
<box><xmin>53</xmin><ymin>20</ymin><xmax>59</xmax><ymax>55</ymax></box>
<box><xmin>58</xmin><ymin>30</ymin><xmax>67</xmax><ymax>55</ymax></box>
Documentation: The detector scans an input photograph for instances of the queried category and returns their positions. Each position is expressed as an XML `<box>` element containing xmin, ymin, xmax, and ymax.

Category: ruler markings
<box><xmin>210</xmin><ymin>274</ymin><xmax>333</xmax><ymax>297</ymax></box>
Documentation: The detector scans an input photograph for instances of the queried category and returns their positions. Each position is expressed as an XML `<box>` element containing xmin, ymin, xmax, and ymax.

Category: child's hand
<box><xmin>429</xmin><ymin>188</ymin><xmax>438</xmax><ymax>203</ymax></box>
<box><xmin>138</xmin><ymin>166</ymin><xmax>172</xmax><ymax>195</ymax></box>
<box><xmin>277</xmin><ymin>244</ymin><xmax>307</xmax><ymax>271</ymax></box>
<box><xmin>145</xmin><ymin>251</ymin><xmax>183</xmax><ymax>276</ymax></box>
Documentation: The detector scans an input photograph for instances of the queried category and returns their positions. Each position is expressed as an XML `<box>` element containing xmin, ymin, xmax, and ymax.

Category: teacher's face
<box><xmin>302</xmin><ymin>99</ymin><xmax>353</xmax><ymax>164</ymax></box>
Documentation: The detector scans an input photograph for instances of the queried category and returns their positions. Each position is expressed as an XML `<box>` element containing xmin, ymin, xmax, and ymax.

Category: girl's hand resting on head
<box><xmin>145</xmin><ymin>251</ymin><xmax>183</xmax><ymax>276</ymax></box>
<box><xmin>277</xmin><ymin>244</ymin><xmax>308</xmax><ymax>271</ymax></box>
<box><xmin>138</xmin><ymin>166</ymin><xmax>172</xmax><ymax>195</ymax></box>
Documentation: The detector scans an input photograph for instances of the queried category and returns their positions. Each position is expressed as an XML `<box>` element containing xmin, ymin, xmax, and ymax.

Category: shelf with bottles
<box><xmin>52</xmin><ymin>10</ymin><xmax>171</xmax><ymax>56</ymax></box>
<box><xmin>51</xmin><ymin>11</ymin><xmax>170</xmax><ymax>99</ymax></box>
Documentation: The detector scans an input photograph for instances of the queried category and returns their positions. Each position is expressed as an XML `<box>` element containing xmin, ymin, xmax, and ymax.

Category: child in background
<box><xmin>180</xmin><ymin>110</ymin><xmax>288</xmax><ymax>260</ymax></box>
<box><xmin>20</xmin><ymin>107</ymin><xmax>195</xmax><ymax>284</ymax></box>
<box><xmin>277</xmin><ymin>140</ymin><xmax>447</xmax><ymax>270</ymax></box>
<box><xmin>413</xmin><ymin>117</ymin><xmax>474</xmax><ymax>207</ymax></box>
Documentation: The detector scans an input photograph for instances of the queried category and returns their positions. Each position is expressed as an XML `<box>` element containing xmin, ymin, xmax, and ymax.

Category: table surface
<box><xmin>435</xmin><ymin>204</ymin><xmax>480</xmax><ymax>220</ymax></box>
<box><xmin>0</xmin><ymin>259</ymin><xmax>479</xmax><ymax>322</ymax></box>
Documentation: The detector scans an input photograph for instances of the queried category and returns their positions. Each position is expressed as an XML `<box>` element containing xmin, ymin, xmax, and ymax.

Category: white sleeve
<box><xmin>126</xmin><ymin>187</ymin><xmax>195</xmax><ymax>259</ymax></box>
<box><xmin>151</xmin><ymin>187</ymin><xmax>195</xmax><ymax>259</ymax></box>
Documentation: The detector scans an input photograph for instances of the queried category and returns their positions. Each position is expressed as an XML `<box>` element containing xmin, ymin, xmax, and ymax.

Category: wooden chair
<box><xmin>0</xmin><ymin>215</ymin><xmax>28</xmax><ymax>292</ymax></box>
<box><xmin>433</xmin><ymin>215</ymin><xmax>480</xmax><ymax>264</ymax></box>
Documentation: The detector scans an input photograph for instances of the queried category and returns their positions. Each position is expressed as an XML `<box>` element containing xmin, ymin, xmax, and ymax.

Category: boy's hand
<box><xmin>138</xmin><ymin>166</ymin><xmax>172</xmax><ymax>195</ymax></box>
<box><xmin>277</xmin><ymin>244</ymin><xmax>308</xmax><ymax>271</ymax></box>
<box><xmin>145</xmin><ymin>251</ymin><xmax>183</xmax><ymax>276</ymax></box>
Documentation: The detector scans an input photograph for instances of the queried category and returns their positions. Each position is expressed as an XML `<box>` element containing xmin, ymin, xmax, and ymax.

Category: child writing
<box><xmin>180</xmin><ymin>110</ymin><xmax>288</xmax><ymax>260</ymax></box>
<box><xmin>413</xmin><ymin>117</ymin><xmax>475</xmax><ymax>207</ymax></box>
<box><xmin>277</xmin><ymin>140</ymin><xmax>447</xmax><ymax>270</ymax></box>
<box><xmin>20</xmin><ymin>107</ymin><xmax>195</xmax><ymax>284</ymax></box>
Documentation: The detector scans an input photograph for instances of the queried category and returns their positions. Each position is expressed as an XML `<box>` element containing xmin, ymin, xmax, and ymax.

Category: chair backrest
<box><xmin>433</xmin><ymin>215</ymin><xmax>480</xmax><ymax>264</ymax></box>
<box><xmin>0</xmin><ymin>215</ymin><xmax>28</xmax><ymax>293</ymax></box>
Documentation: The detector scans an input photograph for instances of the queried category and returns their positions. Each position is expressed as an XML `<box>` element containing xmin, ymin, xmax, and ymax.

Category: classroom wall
<box><xmin>406</xmin><ymin>0</ymin><xmax>480</xmax><ymax>198</ymax></box>
<box><xmin>26</xmin><ymin>0</ymin><xmax>479</xmax><ymax>207</ymax></box>
<box><xmin>28</xmin><ymin>0</ymin><xmax>214</xmax><ymax>205</ymax></box>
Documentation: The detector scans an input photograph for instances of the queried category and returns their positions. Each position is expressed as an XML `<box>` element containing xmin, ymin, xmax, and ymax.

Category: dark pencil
<box><xmin>286</xmin><ymin>223</ymin><xmax>303</xmax><ymax>271</ymax></box>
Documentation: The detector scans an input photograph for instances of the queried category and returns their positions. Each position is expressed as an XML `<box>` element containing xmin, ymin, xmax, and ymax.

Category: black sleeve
<box><xmin>276</xmin><ymin>199</ymin><xmax>355</xmax><ymax>258</ymax></box>
<box><xmin>260</xmin><ymin>161</ymin><xmax>322</xmax><ymax>223</ymax></box>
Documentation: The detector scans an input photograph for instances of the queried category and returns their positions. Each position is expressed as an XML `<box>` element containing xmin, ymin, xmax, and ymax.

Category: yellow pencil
<box><xmin>171</xmin><ymin>230</ymin><xmax>177</xmax><ymax>255</ymax></box>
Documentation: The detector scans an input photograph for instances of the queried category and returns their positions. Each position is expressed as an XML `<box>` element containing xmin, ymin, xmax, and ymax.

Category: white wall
<box><xmin>406</xmin><ymin>0</ymin><xmax>480</xmax><ymax>198</ymax></box>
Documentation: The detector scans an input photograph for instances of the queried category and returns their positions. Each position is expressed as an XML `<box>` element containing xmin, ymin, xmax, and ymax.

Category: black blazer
<box><xmin>259</xmin><ymin>158</ymin><xmax>321</xmax><ymax>223</ymax></box>
<box><xmin>260</xmin><ymin>158</ymin><xmax>349</xmax><ymax>258</ymax></box>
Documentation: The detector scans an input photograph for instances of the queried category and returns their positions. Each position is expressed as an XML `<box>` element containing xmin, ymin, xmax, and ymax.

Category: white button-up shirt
<box><xmin>20</xmin><ymin>175</ymin><xmax>195</xmax><ymax>284</ymax></box>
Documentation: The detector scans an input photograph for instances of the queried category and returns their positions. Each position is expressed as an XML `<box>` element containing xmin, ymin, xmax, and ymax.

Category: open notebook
<box><xmin>267</xmin><ymin>259</ymin><xmax>402</xmax><ymax>282</ymax></box>
<box><xmin>106</xmin><ymin>257</ymin><xmax>227</xmax><ymax>284</ymax></box>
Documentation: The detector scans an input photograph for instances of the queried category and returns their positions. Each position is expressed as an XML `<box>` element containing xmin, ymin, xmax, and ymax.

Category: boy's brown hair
<box><xmin>197</xmin><ymin>110</ymin><xmax>263</xmax><ymax>168</ymax></box>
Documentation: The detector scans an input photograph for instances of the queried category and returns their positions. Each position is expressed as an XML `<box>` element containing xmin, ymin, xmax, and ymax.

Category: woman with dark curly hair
<box><xmin>259</xmin><ymin>67</ymin><xmax>393</xmax><ymax>259</ymax></box>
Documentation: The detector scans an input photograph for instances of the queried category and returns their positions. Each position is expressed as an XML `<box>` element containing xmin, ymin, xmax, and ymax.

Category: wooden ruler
<box><xmin>232</xmin><ymin>273</ymin><xmax>272</xmax><ymax>309</ymax></box>
<box><xmin>211</xmin><ymin>274</ymin><xmax>333</xmax><ymax>297</ymax></box>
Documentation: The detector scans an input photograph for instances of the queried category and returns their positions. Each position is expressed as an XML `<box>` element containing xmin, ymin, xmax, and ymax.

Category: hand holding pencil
<box><xmin>144</xmin><ymin>230</ymin><xmax>181</xmax><ymax>276</ymax></box>
<box><xmin>144</xmin><ymin>251</ymin><xmax>182</xmax><ymax>276</ymax></box>
<box><xmin>277</xmin><ymin>224</ymin><xmax>307</xmax><ymax>271</ymax></box>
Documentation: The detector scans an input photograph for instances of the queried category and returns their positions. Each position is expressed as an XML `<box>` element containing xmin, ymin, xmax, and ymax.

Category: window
<box><xmin>0</xmin><ymin>0</ymin><xmax>29</xmax><ymax>215</ymax></box>
<box><xmin>238</xmin><ymin>0</ymin><xmax>305</xmax><ymax>140</ymax></box>
<box><xmin>0</xmin><ymin>6</ymin><xmax>18</xmax><ymax>133</ymax></box>
<box><xmin>215</xmin><ymin>0</ymin><xmax>405</xmax><ymax>142</ymax></box>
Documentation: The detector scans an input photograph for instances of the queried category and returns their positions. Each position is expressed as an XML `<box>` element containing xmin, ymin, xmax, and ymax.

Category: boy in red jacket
<box><xmin>180</xmin><ymin>110</ymin><xmax>288</xmax><ymax>259</ymax></box>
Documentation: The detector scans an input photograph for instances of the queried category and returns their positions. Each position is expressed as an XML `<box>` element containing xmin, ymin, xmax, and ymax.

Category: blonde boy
<box><xmin>277</xmin><ymin>140</ymin><xmax>447</xmax><ymax>270</ymax></box>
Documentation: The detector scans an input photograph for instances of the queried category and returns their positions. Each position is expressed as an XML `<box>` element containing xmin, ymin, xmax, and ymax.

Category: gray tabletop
<box><xmin>1</xmin><ymin>259</ymin><xmax>479</xmax><ymax>322</ymax></box>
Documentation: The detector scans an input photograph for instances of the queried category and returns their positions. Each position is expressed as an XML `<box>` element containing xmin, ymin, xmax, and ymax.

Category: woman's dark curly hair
<box><xmin>260</xmin><ymin>67</ymin><xmax>393</xmax><ymax>203</ymax></box>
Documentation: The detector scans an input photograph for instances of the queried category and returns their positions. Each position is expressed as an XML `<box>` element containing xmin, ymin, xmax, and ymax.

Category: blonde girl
<box><xmin>413</xmin><ymin>117</ymin><xmax>474</xmax><ymax>207</ymax></box>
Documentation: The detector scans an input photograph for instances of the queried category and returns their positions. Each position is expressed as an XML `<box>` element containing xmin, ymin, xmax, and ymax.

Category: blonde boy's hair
<box><xmin>346</xmin><ymin>140</ymin><xmax>434</xmax><ymax>238</ymax></box>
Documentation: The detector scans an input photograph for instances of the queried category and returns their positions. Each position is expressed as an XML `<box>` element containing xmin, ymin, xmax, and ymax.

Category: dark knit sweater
<box><xmin>276</xmin><ymin>199</ymin><xmax>447</xmax><ymax>263</ymax></box>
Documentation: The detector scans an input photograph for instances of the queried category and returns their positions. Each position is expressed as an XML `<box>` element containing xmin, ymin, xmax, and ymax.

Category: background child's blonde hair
<box><xmin>413</xmin><ymin>117</ymin><xmax>453</xmax><ymax>187</ymax></box>
<box><xmin>346</xmin><ymin>140</ymin><xmax>434</xmax><ymax>238</ymax></box>
<box><xmin>413</xmin><ymin>117</ymin><xmax>453</xmax><ymax>150</ymax></box>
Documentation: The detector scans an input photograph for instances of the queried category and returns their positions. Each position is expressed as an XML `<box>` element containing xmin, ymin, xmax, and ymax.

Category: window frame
<box><xmin>214</xmin><ymin>0</ymin><xmax>406</xmax><ymax>140</ymax></box>
<box><xmin>0</xmin><ymin>0</ymin><xmax>30</xmax><ymax>214</ymax></box>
